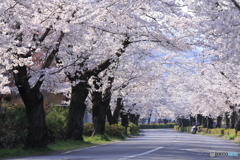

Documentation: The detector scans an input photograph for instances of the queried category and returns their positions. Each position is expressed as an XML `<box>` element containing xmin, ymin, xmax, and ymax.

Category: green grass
<box><xmin>196</xmin><ymin>132</ymin><xmax>240</xmax><ymax>144</ymax></box>
<box><xmin>228</xmin><ymin>134</ymin><xmax>236</xmax><ymax>140</ymax></box>
<box><xmin>0</xmin><ymin>135</ymin><xmax>124</xmax><ymax>159</ymax></box>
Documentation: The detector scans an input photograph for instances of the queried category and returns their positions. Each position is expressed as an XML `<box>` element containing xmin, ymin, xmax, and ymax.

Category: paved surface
<box><xmin>3</xmin><ymin>129</ymin><xmax>240</xmax><ymax>160</ymax></box>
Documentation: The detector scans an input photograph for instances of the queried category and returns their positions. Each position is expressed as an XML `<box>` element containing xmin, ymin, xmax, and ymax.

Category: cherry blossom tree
<box><xmin>0</xmin><ymin>0</ymin><xmax>96</xmax><ymax>148</ymax></box>
<box><xmin>1</xmin><ymin>0</ymin><xmax>223</xmax><ymax>148</ymax></box>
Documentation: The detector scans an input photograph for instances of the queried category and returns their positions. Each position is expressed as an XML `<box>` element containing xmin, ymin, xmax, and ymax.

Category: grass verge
<box><xmin>196</xmin><ymin>132</ymin><xmax>240</xmax><ymax>144</ymax></box>
<box><xmin>0</xmin><ymin>135</ymin><xmax>124</xmax><ymax>159</ymax></box>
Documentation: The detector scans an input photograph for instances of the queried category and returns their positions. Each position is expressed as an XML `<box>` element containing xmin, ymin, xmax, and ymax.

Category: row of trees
<box><xmin>0</xmin><ymin>0</ymin><xmax>191</xmax><ymax>149</ymax></box>
<box><xmin>163</xmin><ymin>0</ymin><xmax>240</xmax><ymax>130</ymax></box>
<box><xmin>1</xmin><ymin>0</ymin><xmax>240</xmax><ymax>149</ymax></box>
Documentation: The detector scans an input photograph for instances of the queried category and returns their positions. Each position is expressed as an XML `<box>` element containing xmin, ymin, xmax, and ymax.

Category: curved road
<box><xmin>4</xmin><ymin>129</ymin><xmax>240</xmax><ymax>160</ymax></box>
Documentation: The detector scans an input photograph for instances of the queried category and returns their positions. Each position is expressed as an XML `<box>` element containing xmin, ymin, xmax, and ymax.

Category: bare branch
<box><xmin>232</xmin><ymin>0</ymin><xmax>240</xmax><ymax>11</ymax></box>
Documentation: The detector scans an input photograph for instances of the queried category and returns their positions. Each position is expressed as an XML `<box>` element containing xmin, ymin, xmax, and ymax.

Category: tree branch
<box><xmin>33</xmin><ymin>31</ymin><xmax>65</xmax><ymax>90</ymax></box>
<box><xmin>87</xmin><ymin>36</ymin><xmax>131</xmax><ymax>78</ymax></box>
<box><xmin>232</xmin><ymin>0</ymin><xmax>240</xmax><ymax>11</ymax></box>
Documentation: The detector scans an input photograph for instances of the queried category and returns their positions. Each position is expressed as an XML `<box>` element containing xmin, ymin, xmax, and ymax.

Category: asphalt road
<box><xmin>3</xmin><ymin>129</ymin><xmax>240</xmax><ymax>160</ymax></box>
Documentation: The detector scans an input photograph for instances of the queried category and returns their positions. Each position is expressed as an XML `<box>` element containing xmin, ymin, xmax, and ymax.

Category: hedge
<box><xmin>128</xmin><ymin>122</ymin><xmax>139</xmax><ymax>135</ymax></box>
<box><xmin>140</xmin><ymin>123</ymin><xmax>176</xmax><ymax>129</ymax></box>
<box><xmin>174</xmin><ymin>125</ymin><xmax>238</xmax><ymax>136</ymax></box>
<box><xmin>83</xmin><ymin>122</ymin><xmax>139</xmax><ymax>138</ymax></box>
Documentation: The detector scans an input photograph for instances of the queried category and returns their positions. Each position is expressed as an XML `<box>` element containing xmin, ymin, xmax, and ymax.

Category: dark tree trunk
<box><xmin>163</xmin><ymin>119</ymin><xmax>167</xmax><ymax>124</ymax></box>
<box><xmin>181</xmin><ymin>118</ymin><xmax>189</xmax><ymax>127</ymax></box>
<box><xmin>102</xmin><ymin>77</ymin><xmax>114</xmax><ymax>125</ymax></box>
<box><xmin>148</xmin><ymin>117</ymin><xmax>150</xmax><ymax>124</ymax></box>
<box><xmin>202</xmin><ymin>117</ymin><xmax>207</xmax><ymax>128</ymax></box>
<box><xmin>129</xmin><ymin>114</ymin><xmax>140</xmax><ymax>125</ymax></box>
<box><xmin>91</xmin><ymin>76</ymin><xmax>105</xmax><ymax>136</ymax></box>
<box><xmin>216</xmin><ymin>116</ymin><xmax>222</xmax><ymax>128</ymax></box>
<box><xmin>0</xmin><ymin>94</ymin><xmax>3</xmax><ymax>107</ymax></box>
<box><xmin>141</xmin><ymin>118</ymin><xmax>145</xmax><ymax>124</ymax></box>
<box><xmin>12</xmin><ymin>30</ymin><xmax>64</xmax><ymax>149</ymax></box>
<box><xmin>230</xmin><ymin>111</ymin><xmax>237</xmax><ymax>129</ymax></box>
<box><xmin>197</xmin><ymin>114</ymin><xmax>202</xmax><ymax>125</ymax></box>
<box><xmin>177</xmin><ymin>118</ymin><xmax>182</xmax><ymax>127</ymax></box>
<box><xmin>135</xmin><ymin>115</ymin><xmax>140</xmax><ymax>125</ymax></box>
<box><xmin>235</xmin><ymin>120</ymin><xmax>240</xmax><ymax>131</ymax></box>
<box><xmin>120</xmin><ymin>111</ymin><xmax>129</xmax><ymax>134</ymax></box>
<box><xmin>189</xmin><ymin>116</ymin><xmax>196</xmax><ymax>126</ymax></box>
<box><xmin>106</xmin><ymin>107</ymin><xmax>114</xmax><ymax>124</ymax></box>
<box><xmin>14</xmin><ymin>66</ymin><xmax>48</xmax><ymax>149</ymax></box>
<box><xmin>129</xmin><ymin>114</ymin><xmax>135</xmax><ymax>124</ymax></box>
<box><xmin>207</xmin><ymin>117</ymin><xmax>213</xmax><ymax>129</ymax></box>
<box><xmin>112</xmin><ymin>98</ymin><xmax>123</xmax><ymax>124</ymax></box>
<box><xmin>24</xmin><ymin>89</ymin><xmax>48</xmax><ymax>149</ymax></box>
<box><xmin>225</xmin><ymin>112</ymin><xmax>230</xmax><ymax>129</ymax></box>
<box><xmin>148</xmin><ymin>110</ymin><xmax>152</xmax><ymax>124</ymax></box>
<box><xmin>91</xmin><ymin>91</ymin><xmax>105</xmax><ymax>136</ymax></box>
<box><xmin>66</xmin><ymin>82</ymin><xmax>88</xmax><ymax>141</ymax></box>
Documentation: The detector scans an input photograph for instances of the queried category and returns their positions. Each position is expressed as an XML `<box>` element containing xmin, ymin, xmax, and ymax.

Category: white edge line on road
<box><xmin>118</xmin><ymin>147</ymin><xmax>164</xmax><ymax>160</ymax></box>
<box><xmin>180</xmin><ymin>149</ymin><xmax>212</xmax><ymax>153</ymax></box>
<box><xmin>62</xmin><ymin>141</ymin><xmax>121</xmax><ymax>154</ymax></box>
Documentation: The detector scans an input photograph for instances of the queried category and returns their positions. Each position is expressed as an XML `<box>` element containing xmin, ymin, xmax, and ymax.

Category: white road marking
<box><xmin>62</xmin><ymin>141</ymin><xmax>120</xmax><ymax>154</ymax></box>
<box><xmin>180</xmin><ymin>149</ymin><xmax>213</xmax><ymax>153</ymax></box>
<box><xmin>118</xmin><ymin>147</ymin><xmax>164</xmax><ymax>160</ymax></box>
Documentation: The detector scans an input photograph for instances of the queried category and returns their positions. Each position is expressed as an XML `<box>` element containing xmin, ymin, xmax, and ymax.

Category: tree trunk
<box><xmin>14</xmin><ymin>67</ymin><xmax>48</xmax><ymax>149</ymax></box>
<box><xmin>202</xmin><ymin>117</ymin><xmax>207</xmax><ymax>128</ymax></box>
<box><xmin>189</xmin><ymin>116</ymin><xmax>196</xmax><ymax>126</ymax></box>
<box><xmin>66</xmin><ymin>82</ymin><xmax>88</xmax><ymax>141</ymax></box>
<box><xmin>181</xmin><ymin>118</ymin><xmax>189</xmax><ymax>127</ymax></box>
<box><xmin>148</xmin><ymin>110</ymin><xmax>152</xmax><ymax>124</ymax></box>
<box><xmin>163</xmin><ymin>119</ymin><xmax>167</xmax><ymax>124</ymax></box>
<box><xmin>106</xmin><ymin>107</ymin><xmax>114</xmax><ymax>124</ymax></box>
<box><xmin>141</xmin><ymin>118</ymin><xmax>145</xmax><ymax>124</ymax></box>
<box><xmin>102</xmin><ymin>77</ymin><xmax>114</xmax><ymax>125</ymax></box>
<box><xmin>134</xmin><ymin>114</ymin><xmax>140</xmax><ymax>125</ymax></box>
<box><xmin>207</xmin><ymin>117</ymin><xmax>213</xmax><ymax>129</ymax></box>
<box><xmin>177</xmin><ymin>118</ymin><xmax>182</xmax><ymax>127</ymax></box>
<box><xmin>91</xmin><ymin>91</ymin><xmax>105</xmax><ymax>136</ymax></box>
<box><xmin>225</xmin><ymin>112</ymin><xmax>230</xmax><ymax>129</ymax></box>
<box><xmin>129</xmin><ymin>114</ymin><xmax>140</xmax><ymax>125</ymax></box>
<box><xmin>24</xmin><ymin>89</ymin><xmax>48</xmax><ymax>149</ymax></box>
<box><xmin>0</xmin><ymin>94</ymin><xmax>3</xmax><ymax>108</ymax></box>
<box><xmin>230</xmin><ymin>111</ymin><xmax>237</xmax><ymax>129</ymax></box>
<box><xmin>120</xmin><ymin>111</ymin><xmax>128</xmax><ymax>135</ymax></box>
<box><xmin>112</xmin><ymin>98</ymin><xmax>123</xmax><ymax>124</ymax></box>
<box><xmin>197</xmin><ymin>114</ymin><xmax>202</xmax><ymax>125</ymax></box>
<box><xmin>216</xmin><ymin>116</ymin><xmax>222</xmax><ymax>128</ymax></box>
<box><xmin>235</xmin><ymin>120</ymin><xmax>240</xmax><ymax>131</ymax></box>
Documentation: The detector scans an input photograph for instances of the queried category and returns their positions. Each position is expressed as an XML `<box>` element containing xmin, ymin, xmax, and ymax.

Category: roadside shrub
<box><xmin>46</xmin><ymin>106</ymin><xmax>68</xmax><ymax>142</ymax></box>
<box><xmin>202</xmin><ymin>128</ymin><xmax>208</xmax><ymax>134</ymax></box>
<box><xmin>213</xmin><ymin>128</ymin><xmax>224</xmax><ymax>135</ymax></box>
<box><xmin>208</xmin><ymin>129</ymin><xmax>212</xmax><ymax>134</ymax></box>
<box><xmin>228</xmin><ymin>129</ymin><xmax>236</xmax><ymax>136</ymax></box>
<box><xmin>223</xmin><ymin>129</ymin><xmax>229</xmax><ymax>136</ymax></box>
<box><xmin>229</xmin><ymin>134</ymin><xmax>236</xmax><ymax>140</ymax></box>
<box><xmin>174</xmin><ymin>125</ymin><xmax>179</xmax><ymax>131</ymax></box>
<box><xmin>83</xmin><ymin>123</ymin><xmax>94</xmax><ymax>136</ymax></box>
<box><xmin>128</xmin><ymin>122</ymin><xmax>139</xmax><ymax>135</ymax></box>
<box><xmin>105</xmin><ymin>123</ymin><xmax>125</xmax><ymax>138</ymax></box>
<box><xmin>237</xmin><ymin>131</ymin><xmax>240</xmax><ymax>137</ymax></box>
<box><xmin>140</xmin><ymin>123</ymin><xmax>176</xmax><ymax>129</ymax></box>
<box><xmin>139</xmin><ymin>124</ymin><xmax>152</xmax><ymax>129</ymax></box>
<box><xmin>173</xmin><ymin>125</ymin><xmax>192</xmax><ymax>133</ymax></box>
<box><xmin>198</xmin><ymin>126</ymin><xmax>202</xmax><ymax>132</ymax></box>
<box><xmin>0</xmin><ymin>105</ymin><xmax>28</xmax><ymax>149</ymax></box>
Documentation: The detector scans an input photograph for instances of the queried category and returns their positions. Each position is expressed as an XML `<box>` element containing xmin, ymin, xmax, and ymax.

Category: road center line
<box><xmin>119</xmin><ymin>147</ymin><xmax>164</xmax><ymax>160</ymax></box>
